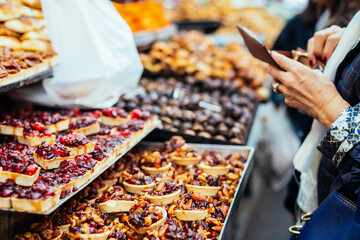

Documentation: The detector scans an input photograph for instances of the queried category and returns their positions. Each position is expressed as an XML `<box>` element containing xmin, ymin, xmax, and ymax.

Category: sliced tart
<box><xmin>127</xmin><ymin>199</ymin><xmax>167</xmax><ymax>234</ymax></box>
<box><xmin>0</xmin><ymin>118</ymin><xmax>27</xmax><ymax>136</ymax></box>
<box><xmin>98</xmin><ymin>186</ymin><xmax>137</xmax><ymax>213</ymax></box>
<box><xmin>31</xmin><ymin>112</ymin><xmax>69</xmax><ymax>133</ymax></box>
<box><xmin>59</xmin><ymin>132</ymin><xmax>95</xmax><ymax>156</ymax></box>
<box><xmin>145</xmin><ymin>181</ymin><xmax>181</xmax><ymax>206</ymax></box>
<box><xmin>69</xmin><ymin>116</ymin><xmax>100</xmax><ymax>136</ymax></box>
<box><xmin>0</xmin><ymin>179</ymin><xmax>16</xmax><ymax>208</ymax></box>
<box><xmin>101</xmin><ymin>107</ymin><xmax>130</xmax><ymax>126</ymax></box>
<box><xmin>33</xmin><ymin>142</ymin><xmax>74</xmax><ymax>169</ymax></box>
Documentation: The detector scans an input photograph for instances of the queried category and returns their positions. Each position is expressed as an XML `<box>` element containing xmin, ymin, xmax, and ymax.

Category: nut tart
<box><xmin>108</xmin><ymin>218</ymin><xmax>137</xmax><ymax>240</ymax></box>
<box><xmin>162</xmin><ymin>136</ymin><xmax>187</xmax><ymax>154</ymax></box>
<box><xmin>198</xmin><ymin>151</ymin><xmax>231</xmax><ymax>176</ymax></box>
<box><xmin>68</xmin><ymin>206</ymin><xmax>112</xmax><ymax>240</ymax></box>
<box><xmin>145</xmin><ymin>181</ymin><xmax>181</xmax><ymax>206</ymax></box>
<box><xmin>11</xmin><ymin>182</ymin><xmax>61</xmax><ymax>212</ymax></box>
<box><xmin>51</xmin><ymin>199</ymin><xmax>78</xmax><ymax>234</ymax></box>
<box><xmin>170</xmin><ymin>191</ymin><xmax>210</xmax><ymax>221</ymax></box>
<box><xmin>140</xmin><ymin>151</ymin><xmax>172</xmax><ymax>175</ymax></box>
<box><xmin>184</xmin><ymin>171</ymin><xmax>221</xmax><ymax>197</ymax></box>
<box><xmin>33</xmin><ymin>142</ymin><xmax>74</xmax><ymax>169</ymax></box>
<box><xmin>70</xmin><ymin>117</ymin><xmax>100</xmax><ymax>136</ymax></box>
<box><xmin>0</xmin><ymin>118</ymin><xmax>27</xmax><ymax>136</ymax></box>
<box><xmin>59</xmin><ymin>132</ymin><xmax>95</xmax><ymax>156</ymax></box>
<box><xmin>0</xmin><ymin>179</ymin><xmax>16</xmax><ymax>208</ymax></box>
<box><xmin>24</xmin><ymin>220</ymin><xmax>64</xmax><ymax>240</ymax></box>
<box><xmin>127</xmin><ymin>199</ymin><xmax>167</xmax><ymax>234</ymax></box>
<box><xmin>120</xmin><ymin>167</ymin><xmax>156</xmax><ymax>194</ymax></box>
<box><xmin>98</xmin><ymin>186</ymin><xmax>137</xmax><ymax>213</ymax></box>
<box><xmin>168</xmin><ymin>147</ymin><xmax>201</xmax><ymax>166</ymax></box>
<box><xmin>101</xmin><ymin>107</ymin><xmax>130</xmax><ymax>126</ymax></box>
<box><xmin>0</xmin><ymin>165</ymin><xmax>40</xmax><ymax>186</ymax></box>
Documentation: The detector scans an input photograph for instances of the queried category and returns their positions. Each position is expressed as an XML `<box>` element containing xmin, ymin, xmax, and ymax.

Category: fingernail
<box><xmin>309</xmin><ymin>60</ymin><xmax>314</xmax><ymax>66</ymax></box>
<box><xmin>323</xmin><ymin>56</ymin><xmax>327</xmax><ymax>62</ymax></box>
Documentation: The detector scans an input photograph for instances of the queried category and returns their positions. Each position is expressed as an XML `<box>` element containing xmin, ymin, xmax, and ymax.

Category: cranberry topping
<box><xmin>0</xmin><ymin>179</ymin><xmax>16</xmax><ymax>198</ymax></box>
<box><xmin>0</xmin><ymin>118</ymin><xmax>27</xmax><ymax>128</ymax></box>
<box><xmin>102</xmin><ymin>107</ymin><xmax>128</xmax><ymax>118</ymax></box>
<box><xmin>35</xmin><ymin>142</ymin><xmax>70</xmax><ymax>160</ymax></box>
<box><xmin>118</xmin><ymin>120</ymin><xmax>145</xmax><ymax>132</ymax></box>
<box><xmin>37</xmin><ymin>170</ymin><xmax>71</xmax><ymax>188</ymax></box>
<box><xmin>69</xmin><ymin>117</ymin><xmax>97</xmax><ymax>130</ymax></box>
<box><xmin>75</xmin><ymin>154</ymin><xmax>97</xmax><ymax>170</ymax></box>
<box><xmin>0</xmin><ymin>152</ymin><xmax>38</xmax><ymax>175</ymax></box>
<box><xmin>147</xmin><ymin>181</ymin><xmax>179</xmax><ymax>196</ymax></box>
<box><xmin>15</xmin><ymin>182</ymin><xmax>56</xmax><ymax>200</ymax></box>
<box><xmin>130</xmin><ymin>109</ymin><xmax>151</xmax><ymax>121</ymax></box>
<box><xmin>59</xmin><ymin>132</ymin><xmax>89</xmax><ymax>148</ymax></box>
<box><xmin>23</xmin><ymin>122</ymin><xmax>52</xmax><ymax>137</ymax></box>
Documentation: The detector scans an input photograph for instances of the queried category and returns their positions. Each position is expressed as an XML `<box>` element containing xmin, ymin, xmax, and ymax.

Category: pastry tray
<box><xmin>138</xmin><ymin>142</ymin><xmax>255</xmax><ymax>240</ymax></box>
<box><xmin>144</xmin><ymin>102</ymin><xmax>258</xmax><ymax>145</ymax></box>
<box><xmin>0</xmin><ymin>119</ymin><xmax>160</xmax><ymax>215</ymax></box>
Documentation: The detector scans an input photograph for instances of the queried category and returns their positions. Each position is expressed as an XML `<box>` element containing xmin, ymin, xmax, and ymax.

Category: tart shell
<box><xmin>71</xmin><ymin>122</ymin><xmax>100</xmax><ymax>136</ymax></box>
<box><xmin>67</xmin><ymin>141</ymin><xmax>95</xmax><ymax>156</ymax></box>
<box><xmin>98</xmin><ymin>199</ymin><xmax>135</xmax><ymax>213</ymax></box>
<box><xmin>17</xmin><ymin>134</ymin><xmax>56</xmax><ymax>146</ymax></box>
<box><xmin>67</xmin><ymin>228</ymin><xmax>111</xmax><ymax>240</ymax></box>
<box><xmin>101</xmin><ymin>115</ymin><xmax>130</xmax><ymax>126</ymax></box>
<box><xmin>0</xmin><ymin>197</ymin><xmax>12</xmax><ymax>209</ymax></box>
<box><xmin>0</xmin><ymin>125</ymin><xmax>23</xmax><ymax>136</ymax></box>
<box><xmin>71</xmin><ymin>170</ymin><xmax>93</xmax><ymax>189</ymax></box>
<box><xmin>11</xmin><ymin>191</ymin><xmax>61</xmax><ymax>213</ymax></box>
<box><xmin>141</xmin><ymin>162</ymin><xmax>172</xmax><ymax>175</ymax></box>
<box><xmin>185</xmin><ymin>184</ymin><xmax>220</xmax><ymax>197</ymax></box>
<box><xmin>0</xmin><ymin>166</ymin><xmax>41</xmax><ymax>186</ymax></box>
<box><xmin>198</xmin><ymin>162</ymin><xmax>231</xmax><ymax>176</ymax></box>
<box><xmin>45</xmin><ymin>119</ymin><xmax>70</xmax><ymax>133</ymax></box>
<box><xmin>33</xmin><ymin>152</ymin><xmax>75</xmax><ymax>170</ymax></box>
<box><xmin>128</xmin><ymin>206</ymin><xmax>167</xmax><ymax>234</ymax></box>
<box><xmin>145</xmin><ymin>188</ymin><xmax>181</xmax><ymax>206</ymax></box>
<box><xmin>170</xmin><ymin>156</ymin><xmax>201</xmax><ymax>166</ymax></box>
<box><xmin>174</xmin><ymin>209</ymin><xmax>208</xmax><ymax>221</ymax></box>
<box><xmin>122</xmin><ymin>181</ymin><xmax>156</xmax><ymax>194</ymax></box>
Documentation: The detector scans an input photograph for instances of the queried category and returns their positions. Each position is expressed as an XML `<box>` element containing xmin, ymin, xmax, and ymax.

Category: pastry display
<box><xmin>117</xmin><ymin>77</ymin><xmax>256</xmax><ymax>145</ymax></box>
<box><xmin>140</xmin><ymin>31</ymin><xmax>268</xmax><ymax>91</ymax></box>
<box><xmin>12</xmin><ymin>136</ymin><xmax>250</xmax><ymax>239</ymax></box>
<box><xmin>69</xmin><ymin>117</ymin><xmax>100</xmax><ymax>136</ymax></box>
<box><xmin>0</xmin><ymin>106</ymin><xmax>156</xmax><ymax>213</ymax></box>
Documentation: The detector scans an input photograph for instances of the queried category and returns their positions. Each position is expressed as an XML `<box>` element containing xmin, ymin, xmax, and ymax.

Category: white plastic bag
<box><xmin>39</xmin><ymin>0</ymin><xmax>143</xmax><ymax>108</ymax></box>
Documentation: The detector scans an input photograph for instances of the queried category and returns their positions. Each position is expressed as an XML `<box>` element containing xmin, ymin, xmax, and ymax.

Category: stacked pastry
<box><xmin>0</xmin><ymin>0</ymin><xmax>52</xmax><ymax>52</ymax></box>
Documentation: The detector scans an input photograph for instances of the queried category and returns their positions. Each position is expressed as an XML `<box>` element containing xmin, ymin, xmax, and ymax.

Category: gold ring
<box><xmin>301</xmin><ymin>212</ymin><xmax>313</xmax><ymax>222</ymax></box>
<box><xmin>289</xmin><ymin>225</ymin><xmax>303</xmax><ymax>235</ymax></box>
<box><xmin>272</xmin><ymin>82</ymin><xmax>280</xmax><ymax>94</ymax></box>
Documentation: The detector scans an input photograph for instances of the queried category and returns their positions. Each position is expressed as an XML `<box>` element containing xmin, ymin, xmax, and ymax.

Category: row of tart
<box><xmin>13</xmin><ymin>136</ymin><xmax>247</xmax><ymax>239</ymax></box>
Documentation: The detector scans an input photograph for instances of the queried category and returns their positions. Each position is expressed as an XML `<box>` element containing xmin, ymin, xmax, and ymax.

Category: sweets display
<box><xmin>0</xmin><ymin>106</ymin><xmax>156</xmax><ymax>213</ymax></box>
<box><xmin>0</xmin><ymin>0</ymin><xmax>53</xmax><ymax>52</ymax></box>
<box><xmin>140</xmin><ymin>31</ymin><xmax>268</xmax><ymax>91</ymax></box>
<box><xmin>117</xmin><ymin>77</ymin><xmax>257</xmax><ymax>144</ymax></box>
<box><xmin>13</xmin><ymin>136</ymin><xmax>250</xmax><ymax>240</ymax></box>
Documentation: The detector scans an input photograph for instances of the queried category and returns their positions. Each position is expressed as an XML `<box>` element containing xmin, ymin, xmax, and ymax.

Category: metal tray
<box><xmin>0</xmin><ymin>68</ymin><xmax>53</xmax><ymax>94</ymax></box>
<box><xmin>144</xmin><ymin>102</ymin><xmax>258</xmax><ymax>145</ymax></box>
<box><xmin>0</xmin><ymin>120</ymin><xmax>160</xmax><ymax>215</ymax></box>
<box><xmin>137</xmin><ymin>142</ymin><xmax>255</xmax><ymax>240</ymax></box>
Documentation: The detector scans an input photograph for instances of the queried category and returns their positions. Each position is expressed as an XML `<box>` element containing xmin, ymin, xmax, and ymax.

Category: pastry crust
<box><xmin>174</xmin><ymin>209</ymin><xmax>208</xmax><ymax>221</ymax></box>
<box><xmin>128</xmin><ymin>206</ymin><xmax>167</xmax><ymax>234</ymax></box>
<box><xmin>67</xmin><ymin>229</ymin><xmax>111</xmax><ymax>240</ymax></box>
<box><xmin>170</xmin><ymin>156</ymin><xmax>202</xmax><ymax>166</ymax></box>
<box><xmin>11</xmin><ymin>191</ymin><xmax>61</xmax><ymax>213</ymax></box>
<box><xmin>122</xmin><ymin>181</ymin><xmax>156</xmax><ymax>194</ymax></box>
<box><xmin>0</xmin><ymin>166</ymin><xmax>40</xmax><ymax>186</ymax></box>
<box><xmin>33</xmin><ymin>152</ymin><xmax>75</xmax><ymax>170</ymax></box>
<box><xmin>17</xmin><ymin>134</ymin><xmax>56</xmax><ymax>146</ymax></box>
<box><xmin>0</xmin><ymin>3</ymin><xmax>22</xmax><ymax>21</ymax></box>
<box><xmin>45</xmin><ymin>119</ymin><xmax>70</xmax><ymax>133</ymax></box>
<box><xmin>141</xmin><ymin>162</ymin><xmax>172</xmax><ymax>175</ymax></box>
<box><xmin>98</xmin><ymin>200</ymin><xmax>135</xmax><ymax>213</ymax></box>
<box><xmin>50</xmin><ymin>181</ymin><xmax>74</xmax><ymax>196</ymax></box>
<box><xmin>58</xmin><ymin>224</ymin><xmax>70</xmax><ymax>233</ymax></box>
<box><xmin>21</xmin><ymin>39</ymin><xmax>52</xmax><ymax>52</ymax></box>
<box><xmin>21</xmin><ymin>0</ymin><xmax>42</xmax><ymax>10</ymax></box>
<box><xmin>101</xmin><ymin>115</ymin><xmax>130</xmax><ymax>126</ymax></box>
<box><xmin>198</xmin><ymin>162</ymin><xmax>231</xmax><ymax>176</ymax></box>
<box><xmin>0</xmin><ymin>197</ymin><xmax>11</xmax><ymax>208</ymax></box>
<box><xmin>5</xmin><ymin>17</ymin><xmax>45</xmax><ymax>33</ymax></box>
<box><xmin>185</xmin><ymin>184</ymin><xmax>220</xmax><ymax>197</ymax></box>
<box><xmin>0</xmin><ymin>35</ymin><xmax>21</xmax><ymax>50</ymax></box>
<box><xmin>0</xmin><ymin>124</ymin><xmax>23</xmax><ymax>136</ymax></box>
<box><xmin>71</xmin><ymin>170</ymin><xmax>92</xmax><ymax>189</ymax></box>
<box><xmin>67</xmin><ymin>141</ymin><xmax>95</xmax><ymax>156</ymax></box>
<box><xmin>145</xmin><ymin>188</ymin><xmax>181</xmax><ymax>206</ymax></box>
<box><xmin>71</xmin><ymin>122</ymin><xmax>100</xmax><ymax>136</ymax></box>
<box><xmin>21</xmin><ymin>29</ymin><xmax>48</xmax><ymax>41</ymax></box>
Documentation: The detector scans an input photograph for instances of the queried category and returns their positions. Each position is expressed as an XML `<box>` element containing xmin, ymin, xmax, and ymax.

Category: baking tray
<box><xmin>0</xmin><ymin>119</ymin><xmax>160</xmax><ymax>215</ymax></box>
<box><xmin>144</xmin><ymin>101</ymin><xmax>258</xmax><ymax>145</ymax></box>
<box><xmin>138</xmin><ymin>142</ymin><xmax>255</xmax><ymax>240</ymax></box>
<box><xmin>0</xmin><ymin>68</ymin><xmax>53</xmax><ymax>94</ymax></box>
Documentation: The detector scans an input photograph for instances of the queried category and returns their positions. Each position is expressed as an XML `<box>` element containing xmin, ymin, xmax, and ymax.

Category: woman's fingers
<box><xmin>268</xmin><ymin>65</ymin><xmax>289</xmax><ymax>84</ymax></box>
<box><xmin>321</xmin><ymin>31</ymin><xmax>343</xmax><ymax>63</ymax></box>
<box><xmin>271</xmin><ymin>51</ymin><xmax>307</xmax><ymax>73</ymax></box>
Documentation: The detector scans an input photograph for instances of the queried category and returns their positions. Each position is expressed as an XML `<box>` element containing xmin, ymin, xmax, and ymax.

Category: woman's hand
<box><xmin>307</xmin><ymin>25</ymin><xmax>345</xmax><ymax>66</ymax></box>
<box><xmin>268</xmin><ymin>51</ymin><xmax>350</xmax><ymax>128</ymax></box>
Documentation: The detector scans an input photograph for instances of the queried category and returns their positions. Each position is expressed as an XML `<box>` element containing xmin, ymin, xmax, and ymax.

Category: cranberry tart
<box><xmin>101</xmin><ymin>107</ymin><xmax>130</xmax><ymax>126</ymax></box>
<box><xmin>33</xmin><ymin>142</ymin><xmax>74</xmax><ymax>169</ymax></box>
<box><xmin>0</xmin><ymin>179</ymin><xmax>16</xmax><ymax>208</ymax></box>
<box><xmin>69</xmin><ymin>117</ymin><xmax>100</xmax><ymax>136</ymax></box>
<box><xmin>59</xmin><ymin>132</ymin><xmax>95</xmax><ymax>156</ymax></box>
<box><xmin>18</xmin><ymin>122</ymin><xmax>56</xmax><ymax>146</ymax></box>
<box><xmin>0</xmin><ymin>118</ymin><xmax>28</xmax><ymax>136</ymax></box>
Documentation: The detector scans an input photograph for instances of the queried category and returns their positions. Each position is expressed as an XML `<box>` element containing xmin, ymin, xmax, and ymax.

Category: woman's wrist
<box><xmin>318</xmin><ymin>96</ymin><xmax>350</xmax><ymax>129</ymax></box>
